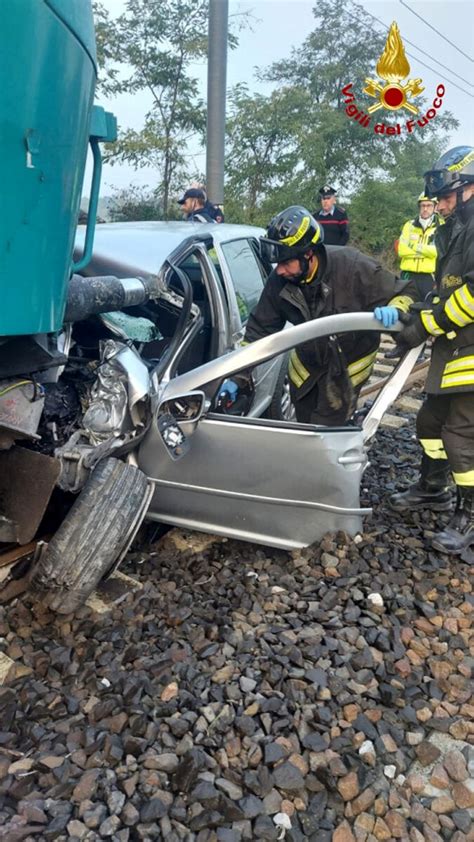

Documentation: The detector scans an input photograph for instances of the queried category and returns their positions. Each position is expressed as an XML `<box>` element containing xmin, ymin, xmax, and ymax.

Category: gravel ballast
<box><xmin>0</xmin><ymin>412</ymin><xmax>473</xmax><ymax>842</ymax></box>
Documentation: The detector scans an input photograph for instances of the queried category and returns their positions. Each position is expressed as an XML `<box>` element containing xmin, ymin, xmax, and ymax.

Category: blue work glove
<box><xmin>374</xmin><ymin>306</ymin><xmax>400</xmax><ymax>328</ymax></box>
<box><xmin>219</xmin><ymin>379</ymin><xmax>239</xmax><ymax>399</ymax></box>
<box><xmin>216</xmin><ymin>378</ymin><xmax>239</xmax><ymax>410</ymax></box>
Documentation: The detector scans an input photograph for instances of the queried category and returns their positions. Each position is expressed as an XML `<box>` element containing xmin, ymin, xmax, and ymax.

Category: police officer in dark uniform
<box><xmin>386</xmin><ymin>146</ymin><xmax>474</xmax><ymax>556</ymax></box>
<box><xmin>177</xmin><ymin>188</ymin><xmax>216</xmax><ymax>222</ymax></box>
<box><xmin>204</xmin><ymin>199</ymin><xmax>224</xmax><ymax>223</ymax></box>
<box><xmin>314</xmin><ymin>186</ymin><xmax>349</xmax><ymax>246</ymax></box>
<box><xmin>243</xmin><ymin>206</ymin><xmax>414</xmax><ymax>425</ymax></box>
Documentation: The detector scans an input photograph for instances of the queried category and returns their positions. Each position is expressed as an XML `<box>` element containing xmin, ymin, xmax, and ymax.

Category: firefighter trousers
<box><xmin>416</xmin><ymin>393</ymin><xmax>474</xmax><ymax>486</ymax></box>
<box><xmin>402</xmin><ymin>271</ymin><xmax>434</xmax><ymax>303</ymax></box>
<box><xmin>290</xmin><ymin>380</ymin><xmax>362</xmax><ymax>426</ymax></box>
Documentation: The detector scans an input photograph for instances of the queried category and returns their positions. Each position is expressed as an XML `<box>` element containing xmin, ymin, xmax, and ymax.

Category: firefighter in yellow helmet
<box><xmin>244</xmin><ymin>206</ymin><xmax>415</xmax><ymax>425</ymax></box>
<box><xmin>397</xmin><ymin>192</ymin><xmax>440</xmax><ymax>302</ymax></box>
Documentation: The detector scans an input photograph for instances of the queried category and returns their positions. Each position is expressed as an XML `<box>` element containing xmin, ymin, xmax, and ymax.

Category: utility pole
<box><xmin>206</xmin><ymin>0</ymin><xmax>228</xmax><ymax>210</ymax></box>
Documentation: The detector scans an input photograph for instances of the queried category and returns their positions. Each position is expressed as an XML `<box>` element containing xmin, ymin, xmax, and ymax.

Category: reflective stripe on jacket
<box><xmin>417</xmin><ymin>198</ymin><xmax>474</xmax><ymax>394</ymax></box>
<box><xmin>398</xmin><ymin>217</ymin><xmax>438</xmax><ymax>274</ymax></box>
<box><xmin>289</xmin><ymin>347</ymin><xmax>378</xmax><ymax>390</ymax></box>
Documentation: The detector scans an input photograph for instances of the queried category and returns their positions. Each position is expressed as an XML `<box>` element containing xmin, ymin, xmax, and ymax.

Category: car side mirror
<box><xmin>157</xmin><ymin>391</ymin><xmax>207</xmax><ymax>460</ymax></box>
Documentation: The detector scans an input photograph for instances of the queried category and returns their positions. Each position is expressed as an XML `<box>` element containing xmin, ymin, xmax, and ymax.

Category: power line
<box><xmin>404</xmin><ymin>50</ymin><xmax>473</xmax><ymax>99</ymax></box>
<box><xmin>399</xmin><ymin>0</ymin><xmax>473</xmax><ymax>64</ymax></box>
<box><xmin>354</xmin><ymin>7</ymin><xmax>474</xmax><ymax>100</ymax></box>
<box><xmin>405</xmin><ymin>39</ymin><xmax>473</xmax><ymax>89</ymax></box>
<box><xmin>401</xmin><ymin>32</ymin><xmax>473</xmax><ymax>88</ymax></box>
<box><xmin>362</xmin><ymin>7</ymin><xmax>473</xmax><ymax>92</ymax></box>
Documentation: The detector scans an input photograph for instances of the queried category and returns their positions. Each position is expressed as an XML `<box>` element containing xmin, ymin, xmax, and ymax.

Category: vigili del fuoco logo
<box><xmin>341</xmin><ymin>22</ymin><xmax>445</xmax><ymax>136</ymax></box>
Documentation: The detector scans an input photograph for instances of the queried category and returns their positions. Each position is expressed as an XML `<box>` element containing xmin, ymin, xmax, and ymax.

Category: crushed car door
<box><xmin>164</xmin><ymin>243</ymin><xmax>232</xmax><ymax>370</ymax></box>
<box><xmin>212</xmin><ymin>236</ymin><xmax>286</xmax><ymax>415</ymax></box>
<box><xmin>138</xmin><ymin>314</ymin><xmax>422</xmax><ymax>549</ymax></box>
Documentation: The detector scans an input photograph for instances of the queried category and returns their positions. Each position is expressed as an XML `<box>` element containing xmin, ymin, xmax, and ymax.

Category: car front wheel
<box><xmin>30</xmin><ymin>458</ymin><xmax>152</xmax><ymax>614</ymax></box>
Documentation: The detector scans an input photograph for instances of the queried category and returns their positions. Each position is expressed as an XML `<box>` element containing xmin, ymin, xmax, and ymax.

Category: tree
<box><xmin>225</xmin><ymin>0</ymin><xmax>456</xmax><ymax>231</ymax></box>
<box><xmin>349</xmin><ymin>181</ymin><xmax>417</xmax><ymax>269</ymax></box>
<box><xmin>93</xmin><ymin>0</ymin><xmax>237</xmax><ymax>217</ymax></box>
<box><xmin>267</xmin><ymin>0</ymin><xmax>455</xmax><ymax>186</ymax></box>
<box><xmin>349</xmin><ymin>131</ymin><xmax>455</xmax><ymax>263</ymax></box>
<box><xmin>257</xmin><ymin>0</ymin><xmax>389</xmax><ymax>190</ymax></box>
<box><xmin>107</xmin><ymin>184</ymin><xmax>181</xmax><ymax>222</ymax></box>
<box><xmin>224</xmin><ymin>85</ymin><xmax>303</xmax><ymax>225</ymax></box>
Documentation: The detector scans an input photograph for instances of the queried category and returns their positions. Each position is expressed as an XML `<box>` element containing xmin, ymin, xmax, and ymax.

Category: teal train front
<box><xmin>0</xmin><ymin>0</ymin><xmax>115</xmax><ymax>335</ymax></box>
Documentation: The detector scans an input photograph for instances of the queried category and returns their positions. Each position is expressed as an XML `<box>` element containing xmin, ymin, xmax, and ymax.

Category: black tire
<box><xmin>264</xmin><ymin>354</ymin><xmax>296</xmax><ymax>421</ymax></box>
<box><xmin>30</xmin><ymin>458</ymin><xmax>152</xmax><ymax>614</ymax></box>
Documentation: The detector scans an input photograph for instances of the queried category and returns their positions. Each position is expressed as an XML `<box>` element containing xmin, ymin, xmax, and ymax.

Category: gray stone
<box><xmin>239</xmin><ymin>677</ymin><xmax>257</xmax><ymax>693</ymax></box>
<box><xmin>235</xmin><ymin>715</ymin><xmax>257</xmax><ymax>737</ymax></box>
<box><xmin>301</xmin><ymin>732</ymin><xmax>328</xmax><ymax>752</ymax></box>
<box><xmin>99</xmin><ymin>815</ymin><xmax>122</xmax><ymax>837</ymax></box>
<box><xmin>191</xmin><ymin>781</ymin><xmax>221</xmax><ymax>809</ymax></box>
<box><xmin>305</xmin><ymin>667</ymin><xmax>327</xmax><ymax>687</ymax></box>
<box><xmin>140</xmin><ymin>798</ymin><xmax>168</xmax><ymax>822</ymax></box>
<box><xmin>83</xmin><ymin>804</ymin><xmax>107</xmax><ymax>829</ymax></box>
<box><xmin>273</xmin><ymin>762</ymin><xmax>305</xmax><ymax>792</ymax></box>
<box><xmin>216</xmin><ymin>830</ymin><xmax>242</xmax><ymax>842</ymax></box>
<box><xmin>452</xmin><ymin>810</ymin><xmax>471</xmax><ymax>833</ymax></box>
<box><xmin>264</xmin><ymin>743</ymin><xmax>287</xmax><ymax>765</ymax></box>
<box><xmin>107</xmin><ymin>789</ymin><xmax>126</xmax><ymax>815</ymax></box>
<box><xmin>262</xmin><ymin>789</ymin><xmax>282</xmax><ymax>815</ymax></box>
<box><xmin>253</xmin><ymin>814</ymin><xmax>278</xmax><ymax>839</ymax></box>
<box><xmin>216</xmin><ymin>778</ymin><xmax>244</xmax><ymax>801</ymax></box>
<box><xmin>239</xmin><ymin>795</ymin><xmax>263</xmax><ymax>819</ymax></box>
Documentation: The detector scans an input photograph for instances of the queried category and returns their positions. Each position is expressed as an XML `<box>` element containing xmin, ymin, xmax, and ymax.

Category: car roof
<box><xmin>75</xmin><ymin>221</ymin><xmax>265</xmax><ymax>277</ymax></box>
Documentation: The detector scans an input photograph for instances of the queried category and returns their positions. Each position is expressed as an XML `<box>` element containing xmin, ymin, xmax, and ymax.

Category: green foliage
<box><xmin>348</xmin><ymin>182</ymin><xmax>413</xmax><ymax>270</ymax></box>
<box><xmin>348</xmin><ymin>134</ymin><xmax>450</xmax><ymax>266</ymax></box>
<box><xmin>225</xmin><ymin>0</ymin><xmax>458</xmax><ymax>262</ymax></box>
<box><xmin>224</xmin><ymin>84</ymin><xmax>303</xmax><ymax>223</ymax></box>
<box><xmin>95</xmin><ymin>0</ymin><xmax>459</xmax><ymax>264</ymax></box>
<box><xmin>107</xmin><ymin>184</ymin><xmax>181</xmax><ymax>222</ymax></box>
<box><xmin>93</xmin><ymin>0</ymin><xmax>212</xmax><ymax>217</ymax></box>
<box><xmin>253</xmin><ymin>0</ymin><xmax>389</xmax><ymax>189</ymax></box>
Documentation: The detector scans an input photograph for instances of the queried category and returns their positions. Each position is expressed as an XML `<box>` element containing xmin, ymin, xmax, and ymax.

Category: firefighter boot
<box><xmin>389</xmin><ymin>454</ymin><xmax>452</xmax><ymax>512</ymax></box>
<box><xmin>431</xmin><ymin>486</ymin><xmax>474</xmax><ymax>554</ymax></box>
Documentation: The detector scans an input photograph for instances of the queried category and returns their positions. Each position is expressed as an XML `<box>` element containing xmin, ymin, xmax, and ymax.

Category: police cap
<box><xmin>318</xmin><ymin>185</ymin><xmax>337</xmax><ymax>198</ymax></box>
<box><xmin>177</xmin><ymin>188</ymin><xmax>206</xmax><ymax>204</ymax></box>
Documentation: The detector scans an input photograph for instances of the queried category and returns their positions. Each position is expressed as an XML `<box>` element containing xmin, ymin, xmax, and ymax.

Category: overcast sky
<box><xmin>91</xmin><ymin>0</ymin><xmax>474</xmax><ymax>195</ymax></box>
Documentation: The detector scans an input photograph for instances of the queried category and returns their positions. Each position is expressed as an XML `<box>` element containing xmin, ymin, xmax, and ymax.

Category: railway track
<box><xmin>359</xmin><ymin>336</ymin><xmax>429</xmax><ymax>428</ymax></box>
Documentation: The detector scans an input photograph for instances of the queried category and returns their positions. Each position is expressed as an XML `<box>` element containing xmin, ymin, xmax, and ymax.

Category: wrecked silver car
<box><xmin>140</xmin><ymin>314</ymin><xmax>421</xmax><ymax>550</ymax></box>
<box><xmin>1</xmin><ymin>221</ymin><xmax>420</xmax><ymax>612</ymax></box>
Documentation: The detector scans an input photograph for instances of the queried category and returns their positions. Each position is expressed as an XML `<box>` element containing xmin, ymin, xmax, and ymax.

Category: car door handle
<box><xmin>337</xmin><ymin>454</ymin><xmax>368</xmax><ymax>465</ymax></box>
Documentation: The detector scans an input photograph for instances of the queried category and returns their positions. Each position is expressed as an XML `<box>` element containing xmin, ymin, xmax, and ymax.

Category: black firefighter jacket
<box><xmin>245</xmin><ymin>245</ymin><xmax>414</xmax><ymax>401</ymax></box>
<box><xmin>419</xmin><ymin>197</ymin><xmax>474</xmax><ymax>394</ymax></box>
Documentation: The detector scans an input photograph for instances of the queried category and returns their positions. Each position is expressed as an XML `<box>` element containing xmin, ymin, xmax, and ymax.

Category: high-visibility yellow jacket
<box><xmin>398</xmin><ymin>217</ymin><xmax>438</xmax><ymax>274</ymax></box>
